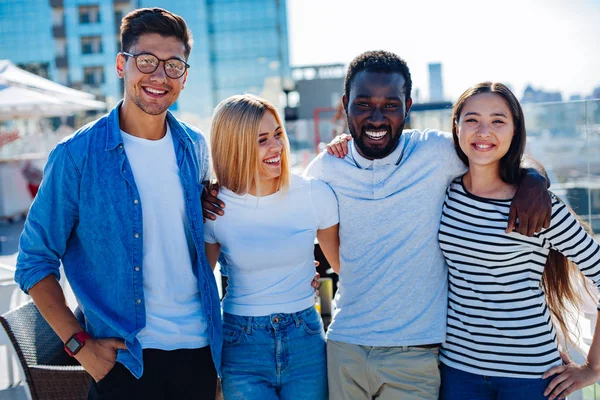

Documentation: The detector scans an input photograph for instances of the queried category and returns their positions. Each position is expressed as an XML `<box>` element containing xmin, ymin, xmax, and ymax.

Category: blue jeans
<box><xmin>221</xmin><ymin>307</ymin><xmax>328</xmax><ymax>400</ymax></box>
<box><xmin>440</xmin><ymin>363</ymin><xmax>552</xmax><ymax>400</ymax></box>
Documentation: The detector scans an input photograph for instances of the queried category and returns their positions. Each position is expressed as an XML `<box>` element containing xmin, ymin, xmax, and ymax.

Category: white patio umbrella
<box><xmin>0</xmin><ymin>60</ymin><xmax>94</xmax><ymax>100</ymax></box>
<box><xmin>0</xmin><ymin>60</ymin><xmax>106</xmax><ymax>121</ymax></box>
<box><xmin>0</xmin><ymin>84</ymin><xmax>105</xmax><ymax>120</ymax></box>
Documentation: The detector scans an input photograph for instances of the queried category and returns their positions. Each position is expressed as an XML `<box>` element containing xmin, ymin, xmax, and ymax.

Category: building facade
<box><xmin>428</xmin><ymin>62</ymin><xmax>444</xmax><ymax>102</ymax></box>
<box><xmin>0</xmin><ymin>0</ymin><xmax>290</xmax><ymax>118</ymax></box>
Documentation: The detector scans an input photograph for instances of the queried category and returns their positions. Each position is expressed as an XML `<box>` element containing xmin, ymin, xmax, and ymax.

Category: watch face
<box><xmin>66</xmin><ymin>337</ymin><xmax>82</xmax><ymax>354</ymax></box>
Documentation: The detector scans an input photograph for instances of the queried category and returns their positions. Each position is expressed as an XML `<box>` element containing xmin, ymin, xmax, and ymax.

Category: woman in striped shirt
<box><xmin>438</xmin><ymin>82</ymin><xmax>600</xmax><ymax>400</ymax></box>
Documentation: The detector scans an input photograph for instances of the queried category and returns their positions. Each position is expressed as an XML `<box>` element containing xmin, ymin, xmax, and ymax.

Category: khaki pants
<box><xmin>327</xmin><ymin>340</ymin><xmax>440</xmax><ymax>400</ymax></box>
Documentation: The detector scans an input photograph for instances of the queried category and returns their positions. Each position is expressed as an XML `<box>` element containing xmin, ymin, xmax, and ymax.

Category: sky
<box><xmin>287</xmin><ymin>0</ymin><xmax>600</xmax><ymax>102</ymax></box>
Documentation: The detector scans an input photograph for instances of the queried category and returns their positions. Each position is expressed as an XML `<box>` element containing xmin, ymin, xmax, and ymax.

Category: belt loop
<box><xmin>245</xmin><ymin>317</ymin><xmax>253</xmax><ymax>334</ymax></box>
<box><xmin>291</xmin><ymin>311</ymin><xmax>301</xmax><ymax>327</ymax></box>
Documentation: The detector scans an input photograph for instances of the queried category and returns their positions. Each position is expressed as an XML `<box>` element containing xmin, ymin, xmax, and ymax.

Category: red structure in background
<box><xmin>312</xmin><ymin>102</ymin><xmax>347</xmax><ymax>155</ymax></box>
<box><xmin>0</xmin><ymin>131</ymin><xmax>19</xmax><ymax>147</ymax></box>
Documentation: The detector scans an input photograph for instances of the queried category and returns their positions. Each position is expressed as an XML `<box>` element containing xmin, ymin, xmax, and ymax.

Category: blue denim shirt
<box><xmin>15</xmin><ymin>102</ymin><xmax>222</xmax><ymax>378</ymax></box>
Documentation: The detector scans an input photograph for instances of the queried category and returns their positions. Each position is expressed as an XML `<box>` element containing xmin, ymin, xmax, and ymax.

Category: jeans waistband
<box><xmin>223</xmin><ymin>307</ymin><xmax>318</xmax><ymax>333</ymax></box>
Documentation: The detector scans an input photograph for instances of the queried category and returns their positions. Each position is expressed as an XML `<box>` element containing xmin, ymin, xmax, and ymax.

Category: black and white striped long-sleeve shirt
<box><xmin>438</xmin><ymin>178</ymin><xmax>600</xmax><ymax>378</ymax></box>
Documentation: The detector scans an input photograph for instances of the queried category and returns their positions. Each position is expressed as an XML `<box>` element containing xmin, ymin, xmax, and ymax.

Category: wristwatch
<box><xmin>64</xmin><ymin>331</ymin><xmax>91</xmax><ymax>357</ymax></box>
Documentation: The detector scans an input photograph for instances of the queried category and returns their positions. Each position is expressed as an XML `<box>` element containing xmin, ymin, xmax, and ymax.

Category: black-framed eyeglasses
<box><xmin>120</xmin><ymin>52</ymin><xmax>190</xmax><ymax>79</ymax></box>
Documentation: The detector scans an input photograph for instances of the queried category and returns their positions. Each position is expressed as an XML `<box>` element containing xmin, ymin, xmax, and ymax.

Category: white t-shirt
<box><xmin>121</xmin><ymin>125</ymin><xmax>208</xmax><ymax>350</ymax></box>
<box><xmin>204</xmin><ymin>174</ymin><xmax>339</xmax><ymax>316</ymax></box>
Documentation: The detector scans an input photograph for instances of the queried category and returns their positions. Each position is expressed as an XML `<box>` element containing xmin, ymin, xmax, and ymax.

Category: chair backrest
<box><xmin>0</xmin><ymin>301</ymin><xmax>90</xmax><ymax>400</ymax></box>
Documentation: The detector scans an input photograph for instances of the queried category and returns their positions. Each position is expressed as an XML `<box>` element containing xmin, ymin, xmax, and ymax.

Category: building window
<box><xmin>83</xmin><ymin>66</ymin><xmax>104</xmax><ymax>87</ymax></box>
<box><xmin>79</xmin><ymin>5</ymin><xmax>100</xmax><ymax>24</ymax></box>
<box><xmin>81</xmin><ymin>36</ymin><xmax>103</xmax><ymax>55</ymax></box>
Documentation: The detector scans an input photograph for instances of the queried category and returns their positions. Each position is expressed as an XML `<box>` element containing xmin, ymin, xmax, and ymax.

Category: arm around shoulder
<box><xmin>311</xmin><ymin>178</ymin><xmax>340</xmax><ymax>272</ymax></box>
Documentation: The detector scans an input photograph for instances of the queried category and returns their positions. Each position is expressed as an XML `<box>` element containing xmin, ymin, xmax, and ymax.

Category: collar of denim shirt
<box><xmin>104</xmin><ymin>100</ymin><xmax>193</xmax><ymax>152</ymax></box>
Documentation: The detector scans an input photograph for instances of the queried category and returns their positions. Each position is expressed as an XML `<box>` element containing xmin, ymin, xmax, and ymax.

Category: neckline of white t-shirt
<box><xmin>220</xmin><ymin>178</ymin><xmax>297</xmax><ymax>203</ymax></box>
<box><xmin>120</xmin><ymin>124</ymin><xmax>171</xmax><ymax>146</ymax></box>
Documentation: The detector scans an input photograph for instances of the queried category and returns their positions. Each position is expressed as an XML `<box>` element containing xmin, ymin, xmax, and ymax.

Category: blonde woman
<box><xmin>204</xmin><ymin>94</ymin><xmax>339</xmax><ymax>400</ymax></box>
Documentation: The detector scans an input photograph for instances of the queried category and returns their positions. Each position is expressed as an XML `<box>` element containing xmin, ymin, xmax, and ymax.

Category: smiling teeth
<box><xmin>264</xmin><ymin>156</ymin><xmax>280</xmax><ymax>164</ymax></box>
<box><xmin>365</xmin><ymin>130</ymin><xmax>386</xmax><ymax>139</ymax></box>
<box><xmin>145</xmin><ymin>87</ymin><xmax>166</xmax><ymax>95</ymax></box>
<box><xmin>475</xmin><ymin>143</ymin><xmax>493</xmax><ymax>149</ymax></box>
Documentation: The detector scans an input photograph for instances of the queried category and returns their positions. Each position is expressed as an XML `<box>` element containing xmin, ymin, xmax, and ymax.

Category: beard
<box><xmin>348</xmin><ymin>122</ymin><xmax>405</xmax><ymax>160</ymax></box>
<box><xmin>125</xmin><ymin>78</ymin><xmax>174</xmax><ymax>116</ymax></box>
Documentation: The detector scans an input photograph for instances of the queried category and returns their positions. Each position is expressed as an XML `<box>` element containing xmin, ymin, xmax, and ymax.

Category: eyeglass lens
<box><xmin>136</xmin><ymin>54</ymin><xmax>186</xmax><ymax>78</ymax></box>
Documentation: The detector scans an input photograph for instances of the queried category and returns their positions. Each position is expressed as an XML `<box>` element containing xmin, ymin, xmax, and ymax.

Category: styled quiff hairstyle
<box><xmin>120</xmin><ymin>8</ymin><xmax>193</xmax><ymax>59</ymax></box>
<box><xmin>344</xmin><ymin>50</ymin><xmax>412</xmax><ymax>101</ymax></box>
<box><xmin>210</xmin><ymin>94</ymin><xmax>291</xmax><ymax>196</ymax></box>
<box><xmin>451</xmin><ymin>82</ymin><xmax>525</xmax><ymax>184</ymax></box>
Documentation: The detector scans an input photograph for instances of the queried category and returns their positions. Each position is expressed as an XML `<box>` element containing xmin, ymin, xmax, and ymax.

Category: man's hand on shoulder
<box><xmin>325</xmin><ymin>133</ymin><xmax>351</xmax><ymax>158</ymax></box>
<box><xmin>74</xmin><ymin>338</ymin><xmax>126</xmax><ymax>382</ymax></box>
<box><xmin>202</xmin><ymin>181</ymin><xmax>224</xmax><ymax>221</ymax></box>
<box><xmin>507</xmin><ymin>172</ymin><xmax>552</xmax><ymax>236</ymax></box>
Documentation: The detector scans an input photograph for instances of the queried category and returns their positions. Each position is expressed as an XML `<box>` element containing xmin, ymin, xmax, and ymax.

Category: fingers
<box><xmin>207</xmin><ymin>181</ymin><xmax>220</xmax><ymax>194</ymax></box>
<box><xmin>506</xmin><ymin>206</ymin><xmax>517</xmax><ymax>233</ymax></box>
<box><xmin>543</xmin><ymin>213</ymin><xmax>551</xmax><ymax>229</ymax></box>
<box><xmin>311</xmin><ymin>272</ymin><xmax>321</xmax><ymax>289</ymax></box>
<box><xmin>545</xmin><ymin>372</ymin><xmax>570</xmax><ymax>398</ymax></box>
<box><xmin>326</xmin><ymin>134</ymin><xmax>352</xmax><ymax>158</ymax></box>
<box><xmin>557</xmin><ymin>382</ymin><xmax>582</xmax><ymax>400</ymax></box>
<box><xmin>341</xmin><ymin>138</ymin><xmax>349</xmax><ymax>156</ymax></box>
<box><xmin>202</xmin><ymin>189</ymin><xmax>225</xmax><ymax>221</ymax></box>
<box><xmin>548</xmin><ymin>378</ymin><xmax>573</xmax><ymax>400</ymax></box>
<box><xmin>314</xmin><ymin>261</ymin><xmax>320</xmax><ymax>268</ymax></box>
<box><xmin>543</xmin><ymin>365</ymin><xmax>566</xmax><ymax>379</ymax></box>
<box><xmin>526</xmin><ymin>218</ymin><xmax>536</xmax><ymax>237</ymax></box>
<box><xmin>111</xmin><ymin>339</ymin><xmax>128</xmax><ymax>350</ymax></box>
<box><xmin>534</xmin><ymin>217</ymin><xmax>545</xmax><ymax>235</ymax></box>
<box><xmin>332</xmin><ymin>143</ymin><xmax>345</xmax><ymax>158</ymax></box>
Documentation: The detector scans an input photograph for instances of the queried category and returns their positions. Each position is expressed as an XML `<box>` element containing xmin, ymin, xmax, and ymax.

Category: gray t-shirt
<box><xmin>304</xmin><ymin>129</ymin><xmax>466</xmax><ymax>346</ymax></box>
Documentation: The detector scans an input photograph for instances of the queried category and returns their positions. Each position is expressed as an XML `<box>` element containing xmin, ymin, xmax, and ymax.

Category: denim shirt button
<box><xmin>134</xmin><ymin>233</ymin><xmax>140</xmax><ymax>238</ymax></box>
<box><xmin>135</xmin><ymin>299</ymin><xmax>141</xmax><ymax>304</ymax></box>
<box><xmin>134</xmin><ymin>266</ymin><xmax>140</xmax><ymax>272</ymax></box>
<box><xmin>119</xmin><ymin>144</ymin><xmax>123</xmax><ymax>149</ymax></box>
<box><xmin>134</xmin><ymin>199</ymin><xmax>139</xmax><ymax>205</ymax></box>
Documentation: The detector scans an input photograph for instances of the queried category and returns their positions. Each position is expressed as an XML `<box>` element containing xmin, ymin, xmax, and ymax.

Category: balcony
<box><xmin>55</xmin><ymin>55</ymin><xmax>68</xmax><ymax>68</ymax></box>
<box><xmin>52</xmin><ymin>24</ymin><xmax>66</xmax><ymax>38</ymax></box>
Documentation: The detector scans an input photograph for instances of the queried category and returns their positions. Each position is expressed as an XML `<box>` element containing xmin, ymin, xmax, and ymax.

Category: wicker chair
<box><xmin>0</xmin><ymin>301</ymin><xmax>91</xmax><ymax>400</ymax></box>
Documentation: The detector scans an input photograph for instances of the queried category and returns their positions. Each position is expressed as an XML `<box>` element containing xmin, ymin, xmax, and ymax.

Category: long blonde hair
<box><xmin>210</xmin><ymin>94</ymin><xmax>291</xmax><ymax>196</ymax></box>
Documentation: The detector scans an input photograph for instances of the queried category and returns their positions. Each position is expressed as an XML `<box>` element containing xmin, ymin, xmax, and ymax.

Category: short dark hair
<box><xmin>120</xmin><ymin>8</ymin><xmax>193</xmax><ymax>59</ymax></box>
<box><xmin>344</xmin><ymin>50</ymin><xmax>412</xmax><ymax>101</ymax></box>
<box><xmin>451</xmin><ymin>82</ymin><xmax>526</xmax><ymax>184</ymax></box>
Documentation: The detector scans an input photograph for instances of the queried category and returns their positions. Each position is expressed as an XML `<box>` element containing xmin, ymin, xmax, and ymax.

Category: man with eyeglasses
<box><xmin>14</xmin><ymin>8</ymin><xmax>221</xmax><ymax>399</ymax></box>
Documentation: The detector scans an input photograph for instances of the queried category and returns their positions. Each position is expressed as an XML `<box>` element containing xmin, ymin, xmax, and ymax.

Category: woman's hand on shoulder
<box><xmin>325</xmin><ymin>133</ymin><xmax>351</xmax><ymax>158</ymax></box>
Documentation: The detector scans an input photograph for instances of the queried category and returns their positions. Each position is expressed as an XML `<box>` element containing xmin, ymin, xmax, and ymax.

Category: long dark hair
<box><xmin>452</xmin><ymin>82</ymin><xmax>597</xmax><ymax>348</ymax></box>
<box><xmin>451</xmin><ymin>82</ymin><xmax>526</xmax><ymax>185</ymax></box>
